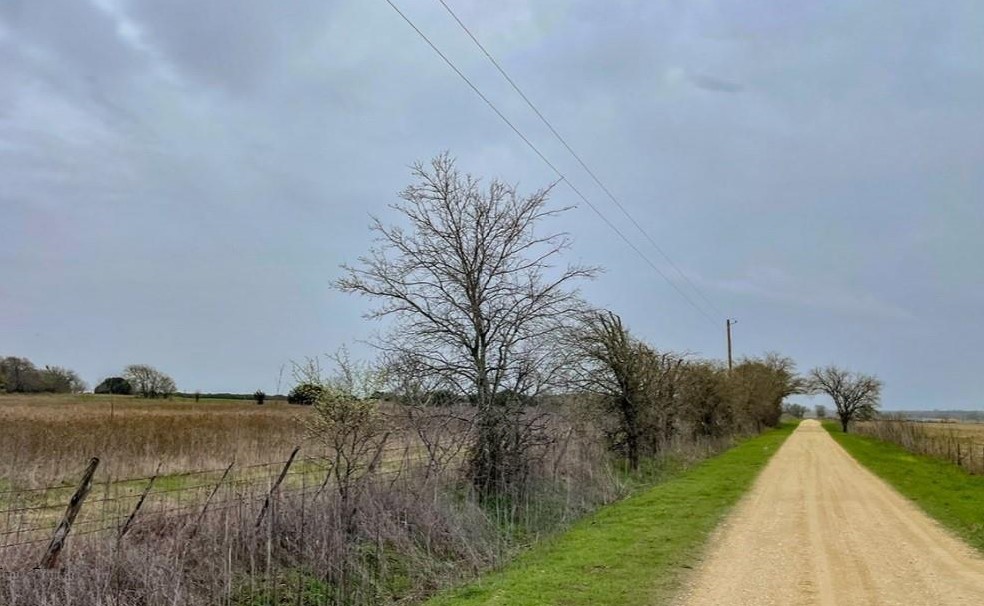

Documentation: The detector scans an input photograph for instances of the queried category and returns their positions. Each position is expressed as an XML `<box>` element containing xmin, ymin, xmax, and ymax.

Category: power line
<box><xmin>434</xmin><ymin>0</ymin><xmax>724</xmax><ymax>320</ymax></box>
<box><xmin>380</xmin><ymin>0</ymin><xmax>718</xmax><ymax>326</ymax></box>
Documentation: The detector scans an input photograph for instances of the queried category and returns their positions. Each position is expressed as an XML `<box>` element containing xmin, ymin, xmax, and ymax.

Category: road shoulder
<box><xmin>424</xmin><ymin>423</ymin><xmax>796</xmax><ymax>606</ymax></box>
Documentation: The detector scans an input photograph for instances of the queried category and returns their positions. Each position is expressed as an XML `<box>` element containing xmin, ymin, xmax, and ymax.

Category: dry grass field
<box><xmin>0</xmin><ymin>392</ymin><xmax>624</xmax><ymax>605</ymax></box>
<box><xmin>920</xmin><ymin>420</ymin><xmax>984</xmax><ymax>440</ymax></box>
<box><xmin>0</xmin><ymin>393</ymin><xmax>315</xmax><ymax>490</ymax></box>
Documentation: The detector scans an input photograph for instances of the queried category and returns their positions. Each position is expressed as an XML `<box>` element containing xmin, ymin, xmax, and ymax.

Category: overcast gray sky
<box><xmin>2</xmin><ymin>0</ymin><xmax>982</xmax><ymax>409</ymax></box>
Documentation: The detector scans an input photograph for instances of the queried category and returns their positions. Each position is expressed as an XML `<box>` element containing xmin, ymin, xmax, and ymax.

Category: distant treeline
<box><xmin>886</xmin><ymin>410</ymin><xmax>984</xmax><ymax>423</ymax></box>
<box><xmin>174</xmin><ymin>392</ymin><xmax>288</xmax><ymax>402</ymax></box>
<box><xmin>0</xmin><ymin>356</ymin><xmax>86</xmax><ymax>394</ymax></box>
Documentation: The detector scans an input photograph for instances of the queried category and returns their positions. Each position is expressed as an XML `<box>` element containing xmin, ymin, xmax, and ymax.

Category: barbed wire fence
<box><xmin>0</xmin><ymin>441</ymin><xmax>437</xmax><ymax>565</ymax></box>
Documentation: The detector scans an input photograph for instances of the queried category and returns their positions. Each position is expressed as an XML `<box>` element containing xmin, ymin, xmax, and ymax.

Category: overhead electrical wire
<box><xmin>434</xmin><ymin>0</ymin><xmax>724</xmax><ymax>320</ymax></box>
<box><xmin>381</xmin><ymin>0</ymin><xmax>719</xmax><ymax>326</ymax></box>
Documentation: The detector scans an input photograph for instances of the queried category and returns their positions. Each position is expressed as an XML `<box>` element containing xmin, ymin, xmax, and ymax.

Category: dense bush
<box><xmin>95</xmin><ymin>377</ymin><xmax>134</xmax><ymax>395</ymax></box>
<box><xmin>287</xmin><ymin>382</ymin><xmax>325</xmax><ymax>405</ymax></box>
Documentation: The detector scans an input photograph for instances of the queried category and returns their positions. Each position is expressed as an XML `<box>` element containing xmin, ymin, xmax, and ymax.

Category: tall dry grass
<box><xmin>0</xmin><ymin>394</ymin><xmax>314</xmax><ymax>489</ymax></box>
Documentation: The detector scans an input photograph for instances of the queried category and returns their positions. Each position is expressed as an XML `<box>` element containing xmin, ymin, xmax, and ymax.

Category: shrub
<box><xmin>287</xmin><ymin>382</ymin><xmax>325</xmax><ymax>406</ymax></box>
<box><xmin>95</xmin><ymin>377</ymin><xmax>134</xmax><ymax>395</ymax></box>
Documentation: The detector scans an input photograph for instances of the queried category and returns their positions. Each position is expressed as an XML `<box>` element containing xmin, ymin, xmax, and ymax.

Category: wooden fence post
<box><xmin>39</xmin><ymin>457</ymin><xmax>99</xmax><ymax>569</ymax></box>
<box><xmin>190</xmin><ymin>462</ymin><xmax>235</xmax><ymax>536</ymax></box>
<box><xmin>117</xmin><ymin>466</ymin><xmax>160</xmax><ymax>541</ymax></box>
<box><xmin>255</xmin><ymin>447</ymin><xmax>299</xmax><ymax>529</ymax></box>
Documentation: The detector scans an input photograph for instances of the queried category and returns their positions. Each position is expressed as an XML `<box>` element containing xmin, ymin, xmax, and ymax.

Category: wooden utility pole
<box><xmin>726</xmin><ymin>318</ymin><xmax>737</xmax><ymax>371</ymax></box>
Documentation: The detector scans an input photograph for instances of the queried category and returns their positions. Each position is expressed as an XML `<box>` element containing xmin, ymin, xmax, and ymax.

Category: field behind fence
<box><xmin>0</xmin><ymin>440</ymin><xmax>430</xmax><ymax>564</ymax></box>
<box><xmin>855</xmin><ymin>418</ymin><xmax>984</xmax><ymax>475</ymax></box>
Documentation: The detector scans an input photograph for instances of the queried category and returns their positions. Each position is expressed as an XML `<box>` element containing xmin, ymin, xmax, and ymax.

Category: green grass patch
<box><xmin>823</xmin><ymin>422</ymin><xmax>984</xmax><ymax>552</ymax></box>
<box><xmin>425</xmin><ymin>423</ymin><xmax>796</xmax><ymax>606</ymax></box>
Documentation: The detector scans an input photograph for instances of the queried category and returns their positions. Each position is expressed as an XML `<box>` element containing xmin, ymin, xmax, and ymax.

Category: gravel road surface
<box><xmin>678</xmin><ymin>419</ymin><xmax>984</xmax><ymax>605</ymax></box>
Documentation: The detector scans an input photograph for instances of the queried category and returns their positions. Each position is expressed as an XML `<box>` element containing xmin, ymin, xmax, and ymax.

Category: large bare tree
<box><xmin>338</xmin><ymin>153</ymin><xmax>596</xmax><ymax>495</ymax></box>
<box><xmin>808</xmin><ymin>366</ymin><xmax>881</xmax><ymax>432</ymax></box>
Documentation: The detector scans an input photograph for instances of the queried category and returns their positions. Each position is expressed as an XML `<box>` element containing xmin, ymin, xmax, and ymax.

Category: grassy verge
<box><xmin>824</xmin><ymin>422</ymin><xmax>984</xmax><ymax>553</ymax></box>
<box><xmin>426</xmin><ymin>423</ymin><xmax>796</xmax><ymax>606</ymax></box>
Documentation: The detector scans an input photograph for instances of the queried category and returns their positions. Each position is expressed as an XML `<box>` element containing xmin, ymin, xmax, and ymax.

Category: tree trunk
<box><xmin>840</xmin><ymin>416</ymin><xmax>849</xmax><ymax>433</ymax></box>
<box><xmin>618</xmin><ymin>389</ymin><xmax>640</xmax><ymax>471</ymax></box>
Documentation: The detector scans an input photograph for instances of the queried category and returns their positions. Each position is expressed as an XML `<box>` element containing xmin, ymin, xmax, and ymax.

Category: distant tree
<box><xmin>123</xmin><ymin>364</ymin><xmax>176</xmax><ymax>399</ymax></box>
<box><xmin>1</xmin><ymin>357</ymin><xmax>85</xmax><ymax>393</ymax></box>
<box><xmin>194</xmin><ymin>390</ymin><xmax>201</xmax><ymax>403</ymax></box>
<box><xmin>288</xmin><ymin>382</ymin><xmax>325</xmax><ymax>406</ymax></box>
<box><xmin>0</xmin><ymin>357</ymin><xmax>42</xmax><ymax>392</ymax></box>
<box><xmin>95</xmin><ymin>377</ymin><xmax>133</xmax><ymax>395</ymax></box>
<box><xmin>808</xmin><ymin>366</ymin><xmax>881</xmax><ymax>432</ymax></box>
<box><xmin>782</xmin><ymin>402</ymin><xmax>808</xmax><ymax>419</ymax></box>
<box><xmin>38</xmin><ymin>366</ymin><xmax>87</xmax><ymax>393</ymax></box>
<box><xmin>814</xmin><ymin>404</ymin><xmax>828</xmax><ymax>419</ymax></box>
<box><xmin>254</xmin><ymin>389</ymin><xmax>266</xmax><ymax>405</ymax></box>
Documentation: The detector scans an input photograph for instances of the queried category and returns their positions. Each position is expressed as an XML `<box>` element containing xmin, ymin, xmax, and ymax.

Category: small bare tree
<box><xmin>814</xmin><ymin>404</ymin><xmax>828</xmax><ymax>419</ymax></box>
<box><xmin>808</xmin><ymin>366</ymin><xmax>882</xmax><ymax>432</ymax></box>
<box><xmin>384</xmin><ymin>352</ymin><xmax>473</xmax><ymax>480</ymax></box>
<box><xmin>300</xmin><ymin>351</ymin><xmax>390</xmax><ymax>534</ymax></box>
<box><xmin>338</xmin><ymin>153</ymin><xmax>597</xmax><ymax>496</ymax></box>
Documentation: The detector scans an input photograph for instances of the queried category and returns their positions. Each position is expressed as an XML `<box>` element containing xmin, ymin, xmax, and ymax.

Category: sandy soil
<box><xmin>677</xmin><ymin>420</ymin><xmax>984</xmax><ymax>605</ymax></box>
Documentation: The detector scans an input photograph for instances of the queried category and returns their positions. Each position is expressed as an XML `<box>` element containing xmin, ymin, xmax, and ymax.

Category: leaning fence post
<box><xmin>118</xmin><ymin>465</ymin><xmax>160</xmax><ymax>541</ymax></box>
<box><xmin>39</xmin><ymin>457</ymin><xmax>99</xmax><ymax>569</ymax></box>
<box><xmin>190</xmin><ymin>462</ymin><xmax>235</xmax><ymax>536</ymax></box>
<box><xmin>255</xmin><ymin>447</ymin><xmax>299</xmax><ymax>529</ymax></box>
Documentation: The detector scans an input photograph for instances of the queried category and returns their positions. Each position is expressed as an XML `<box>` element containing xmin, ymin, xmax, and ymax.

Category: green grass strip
<box><xmin>823</xmin><ymin>422</ymin><xmax>984</xmax><ymax>553</ymax></box>
<box><xmin>426</xmin><ymin>423</ymin><xmax>796</xmax><ymax>606</ymax></box>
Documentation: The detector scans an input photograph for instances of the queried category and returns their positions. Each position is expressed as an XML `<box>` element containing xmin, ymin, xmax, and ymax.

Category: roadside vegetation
<box><xmin>0</xmin><ymin>156</ymin><xmax>841</xmax><ymax>605</ymax></box>
<box><xmin>824</xmin><ymin>422</ymin><xmax>984</xmax><ymax>553</ymax></box>
<box><xmin>426</xmin><ymin>423</ymin><xmax>796</xmax><ymax>606</ymax></box>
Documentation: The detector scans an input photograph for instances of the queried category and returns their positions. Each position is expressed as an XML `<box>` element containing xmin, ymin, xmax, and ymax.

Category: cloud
<box><xmin>690</xmin><ymin>73</ymin><xmax>744</xmax><ymax>93</ymax></box>
<box><xmin>1</xmin><ymin>0</ymin><xmax>982</xmax><ymax>409</ymax></box>
<box><xmin>712</xmin><ymin>267</ymin><xmax>915</xmax><ymax>322</ymax></box>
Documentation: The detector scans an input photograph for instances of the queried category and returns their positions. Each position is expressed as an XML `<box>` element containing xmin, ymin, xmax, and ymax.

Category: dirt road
<box><xmin>678</xmin><ymin>420</ymin><xmax>984</xmax><ymax>605</ymax></box>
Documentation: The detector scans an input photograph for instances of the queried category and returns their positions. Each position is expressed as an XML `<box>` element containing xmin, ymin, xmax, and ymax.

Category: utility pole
<box><xmin>726</xmin><ymin>318</ymin><xmax>737</xmax><ymax>371</ymax></box>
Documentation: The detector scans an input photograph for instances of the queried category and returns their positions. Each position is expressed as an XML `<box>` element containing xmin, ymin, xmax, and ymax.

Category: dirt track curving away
<box><xmin>677</xmin><ymin>420</ymin><xmax>984</xmax><ymax>605</ymax></box>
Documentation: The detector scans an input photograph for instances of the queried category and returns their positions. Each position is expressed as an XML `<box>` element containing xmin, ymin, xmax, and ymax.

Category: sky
<box><xmin>2</xmin><ymin>0</ymin><xmax>983</xmax><ymax>409</ymax></box>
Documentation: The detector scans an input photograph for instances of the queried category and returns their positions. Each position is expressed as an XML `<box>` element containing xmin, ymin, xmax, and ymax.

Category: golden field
<box><xmin>0</xmin><ymin>393</ymin><xmax>315</xmax><ymax>490</ymax></box>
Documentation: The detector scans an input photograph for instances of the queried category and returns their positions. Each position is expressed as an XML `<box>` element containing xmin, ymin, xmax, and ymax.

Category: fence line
<box><xmin>855</xmin><ymin>419</ymin><xmax>984</xmax><ymax>475</ymax></box>
<box><xmin>0</xmin><ymin>447</ymin><xmax>437</xmax><ymax>557</ymax></box>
